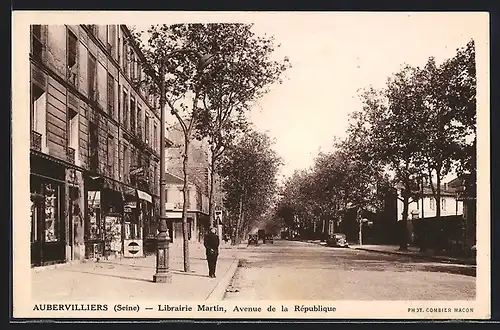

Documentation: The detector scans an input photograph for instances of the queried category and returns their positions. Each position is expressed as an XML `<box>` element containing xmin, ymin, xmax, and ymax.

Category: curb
<box><xmin>205</xmin><ymin>258</ymin><xmax>240</xmax><ymax>301</ymax></box>
<box><xmin>353</xmin><ymin>247</ymin><xmax>476</xmax><ymax>266</ymax></box>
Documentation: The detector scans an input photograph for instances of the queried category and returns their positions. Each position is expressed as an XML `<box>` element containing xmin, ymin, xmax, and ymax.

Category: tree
<box><xmin>220</xmin><ymin>130</ymin><xmax>282</xmax><ymax>244</ymax></box>
<box><xmin>189</xmin><ymin>23</ymin><xmax>291</xmax><ymax>227</ymax></box>
<box><xmin>130</xmin><ymin>24</ymin><xmax>219</xmax><ymax>272</ymax></box>
<box><xmin>419</xmin><ymin>40</ymin><xmax>476</xmax><ymax>244</ymax></box>
<box><xmin>358</xmin><ymin>67</ymin><xmax>428</xmax><ymax>250</ymax></box>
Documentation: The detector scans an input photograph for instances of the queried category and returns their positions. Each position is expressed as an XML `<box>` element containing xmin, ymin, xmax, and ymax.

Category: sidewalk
<box><xmin>31</xmin><ymin>242</ymin><xmax>240</xmax><ymax>301</ymax></box>
<box><xmin>350</xmin><ymin>244</ymin><xmax>476</xmax><ymax>266</ymax></box>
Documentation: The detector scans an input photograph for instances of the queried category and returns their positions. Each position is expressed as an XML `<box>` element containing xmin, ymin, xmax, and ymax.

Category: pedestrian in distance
<box><xmin>204</xmin><ymin>227</ymin><xmax>220</xmax><ymax>278</ymax></box>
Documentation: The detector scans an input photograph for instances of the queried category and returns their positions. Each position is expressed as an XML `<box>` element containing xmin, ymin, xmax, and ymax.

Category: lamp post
<box><xmin>153</xmin><ymin>49</ymin><xmax>215</xmax><ymax>283</ymax></box>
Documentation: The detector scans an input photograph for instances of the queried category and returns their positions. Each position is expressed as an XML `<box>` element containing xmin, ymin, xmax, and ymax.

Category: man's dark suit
<box><xmin>204</xmin><ymin>230</ymin><xmax>220</xmax><ymax>277</ymax></box>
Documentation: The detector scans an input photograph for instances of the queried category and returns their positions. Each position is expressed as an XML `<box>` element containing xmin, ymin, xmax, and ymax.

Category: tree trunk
<box><xmin>399</xmin><ymin>189</ymin><xmax>410</xmax><ymax>251</ymax></box>
<box><xmin>208</xmin><ymin>153</ymin><xmax>216</xmax><ymax>228</ymax></box>
<box><xmin>435</xmin><ymin>169</ymin><xmax>442</xmax><ymax>252</ymax></box>
<box><xmin>181</xmin><ymin>139</ymin><xmax>190</xmax><ymax>272</ymax></box>
<box><xmin>234</xmin><ymin>186</ymin><xmax>244</xmax><ymax>245</ymax></box>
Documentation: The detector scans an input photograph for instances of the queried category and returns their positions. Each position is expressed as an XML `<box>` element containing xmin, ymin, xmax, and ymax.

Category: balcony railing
<box><xmin>67</xmin><ymin>147</ymin><xmax>75</xmax><ymax>164</ymax></box>
<box><xmin>31</xmin><ymin>130</ymin><xmax>42</xmax><ymax>151</ymax></box>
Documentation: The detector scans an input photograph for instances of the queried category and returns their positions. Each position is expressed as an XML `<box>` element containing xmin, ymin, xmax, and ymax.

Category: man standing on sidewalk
<box><xmin>204</xmin><ymin>227</ymin><xmax>220</xmax><ymax>278</ymax></box>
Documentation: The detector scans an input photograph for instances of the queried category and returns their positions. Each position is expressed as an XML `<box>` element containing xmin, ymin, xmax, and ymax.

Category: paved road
<box><xmin>223</xmin><ymin>240</ymin><xmax>476</xmax><ymax>300</ymax></box>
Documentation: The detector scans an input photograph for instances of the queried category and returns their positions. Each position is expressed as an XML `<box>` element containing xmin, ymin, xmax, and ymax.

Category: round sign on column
<box><xmin>124</xmin><ymin>239</ymin><xmax>143</xmax><ymax>258</ymax></box>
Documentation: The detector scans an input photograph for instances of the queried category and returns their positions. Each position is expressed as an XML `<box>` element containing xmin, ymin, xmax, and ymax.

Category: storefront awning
<box><xmin>137</xmin><ymin>190</ymin><xmax>152</xmax><ymax>203</ymax></box>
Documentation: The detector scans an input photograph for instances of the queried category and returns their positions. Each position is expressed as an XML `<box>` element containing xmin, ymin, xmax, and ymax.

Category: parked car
<box><xmin>265</xmin><ymin>234</ymin><xmax>274</xmax><ymax>244</ymax></box>
<box><xmin>326</xmin><ymin>233</ymin><xmax>349</xmax><ymax>248</ymax></box>
<box><xmin>248</xmin><ymin>234</ymin><xmax>259</xmax><ymax>245</ymax></box>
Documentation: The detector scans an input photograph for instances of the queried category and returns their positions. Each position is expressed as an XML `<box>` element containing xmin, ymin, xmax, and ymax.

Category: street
<box><xmin>223</xmin><ymin>240</ymin><xmax>476</xmax><ymax>300</ymax></box>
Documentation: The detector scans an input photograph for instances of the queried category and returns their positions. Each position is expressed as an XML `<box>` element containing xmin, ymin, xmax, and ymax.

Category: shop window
<box><xmin>87</xmin><ymin>191</ymin><xmax>103</xmax><ymax>240</ymax></box>
<box><xmin>43</xmin><ymin>184</ymin><xmax>60</xmax><ymax>243</ymax></box>
<box><xmin>67</xmin><ymin>29</ymin><xmax>78</xmax><ymax>86</ymax></box>
<box><xmin>30</xmin><ymin>198</ymin><xmax>38</xmax><ymax>243</ymax></box>
<box><xmin>31</xmin><ymin>25</ymin><xmax>43</xmax><ymax>60</ymax></box>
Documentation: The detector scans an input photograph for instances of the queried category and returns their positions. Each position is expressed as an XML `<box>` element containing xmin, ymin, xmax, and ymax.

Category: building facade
<box><xmin>164</xmin><ymin>122</ymin><xmax>222</xmax><ymax>242</ymax></box>
<box><xmin>29</xmin><ymin>24</ymin><xmax>162</xmax><ymax>266</ymax></box>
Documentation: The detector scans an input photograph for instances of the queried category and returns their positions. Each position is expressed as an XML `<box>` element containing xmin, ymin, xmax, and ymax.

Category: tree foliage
<box><xmin>220</xmin><ymin>130</ymin><xmax>282</xmax><ymax>244</ymax></box>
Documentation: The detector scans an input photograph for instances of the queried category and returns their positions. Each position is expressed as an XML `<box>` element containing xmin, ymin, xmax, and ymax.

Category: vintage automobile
<box><xmin>265</xmin><ymin>234</ymin><xmax>274</xmax><ymax>244</ymax></box>
<box><xmin>248</xmin><ymin>234</ymin><xmax>259</xmax><ymax>245</ymax></box>
<box><xmin>326</xmin><ymin>233</ymin><xmax>349</xmax><ymax>248</ymax></box>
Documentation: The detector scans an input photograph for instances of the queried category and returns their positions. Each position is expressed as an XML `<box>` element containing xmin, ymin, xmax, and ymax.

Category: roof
<box><xmin>165</xmin><ymin>172</ymin><xmax>195</xmax><ymax>186</ymax></box>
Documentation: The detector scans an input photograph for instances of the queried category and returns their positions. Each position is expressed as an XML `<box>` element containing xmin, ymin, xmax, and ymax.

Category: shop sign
<box><xmin>124</xmin><ymin>239</ymin><xmax>143</xmax><ymax>258</ymax></box>
<box><xmin>88</xmin><ymin>191</ymin><xmax>100</xmax><ymax>208</ymax></box>
<box><xmin>127</xmin><ymin>241</ymin><xmax>140</xmax><ymax>255</ymax></box>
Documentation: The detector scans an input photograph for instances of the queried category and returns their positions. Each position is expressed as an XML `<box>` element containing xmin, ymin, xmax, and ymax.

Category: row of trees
<box><xmin>276</xmin><ymin>40</ymin><xmax>476</xmax><ymax>251</ymax></box>
<box><xmin>130</xmin><ymin>24</ymin><xmax>289</xmax><ymax>270</ymax></box>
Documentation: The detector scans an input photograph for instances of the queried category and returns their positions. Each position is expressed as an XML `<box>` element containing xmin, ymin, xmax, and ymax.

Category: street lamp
<box><xmin>153</xmin><ymin>49</ymin><xmax>215</xmax><ymax>283</ymax></box>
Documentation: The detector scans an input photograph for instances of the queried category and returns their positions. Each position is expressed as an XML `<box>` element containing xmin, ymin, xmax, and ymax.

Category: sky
<box><xmin>243</xmin><ymin>12</ymin><xmax>487</xmax><ymax>182</ymax></box>
<box><xmin>133</xmin><ymin>12</ymin><xmax>487</xmax><ymax>183</ymax></box>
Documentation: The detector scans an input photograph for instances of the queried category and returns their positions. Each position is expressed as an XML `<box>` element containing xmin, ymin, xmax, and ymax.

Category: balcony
<box><xmin>67</xmin><ymin>147</ymin><xmax>75</xmax><ymax>164</ymax></box>
<box><xmin>30</xmin><ymin>130</ymin><xmax>42</xmax><ymax>151</ymax></box>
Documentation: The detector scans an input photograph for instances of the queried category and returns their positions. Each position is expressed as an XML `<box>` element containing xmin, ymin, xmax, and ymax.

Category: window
<box><xmin>88</xmin><ymin>54</ymin><xmax>97</xmax><ymax>101</ymax></box>
<box><xmin>122</xmin><ymin>89</ymin><xmax>128</xmax><ymax>129</ymax></box>
<box><xmin>122</xmin><ymin>40</ymin><xmax>129</xmax><ymax>76</ymax></box>
<box><xmin>137</xmin><ymin>106</ymin><xmax>142</xmax><ymax>138</ymax></box>
<box><xmin>130</xmin><ymin>96</ymin><xmax>136</xmax><ymax>133</ymax></box>
<box><xmin>118</xmin><ymin>141</ymin><xmax>122</xmax><ymax>180</ymax></box>
<box><xmin>31</xmin><ymin>25</ymin><xmax>43</xmax><ymax>59</ymax></box>
<box><xmin>430</xmin><ymin>198</ymin><xmax>435</xmax><ymax>211</ymax></box>
<box><xmin>31</xmin><ymin>84</ymin><xmax>45</xmax><ymax>132</ymax></box>
<box><xmin>67</xmin><ymin>108</ymin><xmax>79</xmax><ymax>163</ymax></box>
<box><xmin>130</xmin><ymin>52</ymin><xmax>136</xmax><ymax>79</ymax></box>
<box><xmin>145</xmin><ymin>115</ymin><xmax>150</xmax><ymax>145</ymax></box>
<box><xmin>67</xmin><ymin>30</ymin><xmax>78</xmax><ymax>85</ymax></box>
<box><xmin>89</xmin><ymin>123</ymin><xmax>99</xmax><ymax>171</ymax></box>
<box><xmin>107</xmin><ymin>25</ymin><xmax>116</xmax><ymax>54</ymax></box>
<box><xmin>43</xmin><ymin>183</ymin><xmax>60</xmax><ymax>242</ymax></box>
<box><xmin>87</xmin><ymin>24</ymin><xmax>97</xmax><ymax>36</ymax></box>
<box><xmin>153</xmin><ymin>123</ymin><xmax>157</xmax><ymax>152</ymax></box>
<box><xmin>31</xmin><ymin>83</ymin><xmax>46</xmax><ymax>152</ymax></box>
<box><xmin>107</xmin><ymin>135</ymin><xmax>114</xmax><ymax>177</ymax></box>
<box><xmin>441</xmin><ymin>198</ymin><xmax>447</xmax><ymax>211</ymax></box>
<box><xmin>107</xmin><ymin>73</ymin><xmax>115</xmax><ymax>117</ymax></box>
<box><xmin>124</xmin><ymin>144</ymin><xmax>130</xmax><ymax>183</ymax></box>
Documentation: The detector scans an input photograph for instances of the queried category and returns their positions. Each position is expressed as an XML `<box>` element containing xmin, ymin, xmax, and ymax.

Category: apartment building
<box><xmin>164</xmin><ymin>122</ymin><xmax>224</xmax><ymax>242</ymax></box>
<box><xmin>29</xmin><ymin>24</ymin><xmax>162</xmax><ymax>266</ymax></box>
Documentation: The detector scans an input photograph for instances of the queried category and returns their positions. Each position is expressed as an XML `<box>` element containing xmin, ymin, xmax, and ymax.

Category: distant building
<box><xmin>164</xmin><ymin>122</ymin><xmax>224</xmax><ymax>242</ymax></box>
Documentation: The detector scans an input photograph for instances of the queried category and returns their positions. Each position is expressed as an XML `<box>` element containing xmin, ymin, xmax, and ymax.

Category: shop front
<box><xmin>84</xmin><ymin>175</ymin><xmax>123</xmax><ymax>260</ymax></box>
<box><xmin>122</xmin><ymin>188</ymin><xmax>152</xmax><ymax>258</ymax></box>
<box><xmin>30</xmin><ymin>154</ymin><xmax>66</xmax><ymax>267</ymax></box>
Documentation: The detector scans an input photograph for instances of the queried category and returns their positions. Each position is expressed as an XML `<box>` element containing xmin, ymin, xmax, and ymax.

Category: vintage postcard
<box><xmin>11</xmin><ymin>11</ymin><xmax>490</xmax><ymax>320</ymax></box>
